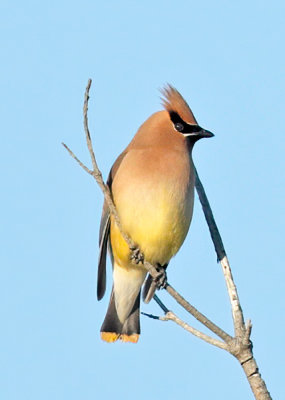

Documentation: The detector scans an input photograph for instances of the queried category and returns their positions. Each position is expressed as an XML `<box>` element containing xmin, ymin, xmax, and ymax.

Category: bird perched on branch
<box><xmin>97</xmin><ymin>85</ymin><xmax>214</xmax><ymax>343</ymax></box>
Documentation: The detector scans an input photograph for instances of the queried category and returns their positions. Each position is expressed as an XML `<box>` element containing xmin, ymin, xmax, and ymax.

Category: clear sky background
<box><xmin>1</xmin><ymin>1</ymin><xmax>284</xmax><ymax>399</ymax></box>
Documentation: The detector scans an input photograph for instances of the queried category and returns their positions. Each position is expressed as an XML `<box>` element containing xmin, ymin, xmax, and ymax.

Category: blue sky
<box><xmin>1</xmin><ymin>1</ymin><xmax>284</xmax><ymax>399</ymax></box>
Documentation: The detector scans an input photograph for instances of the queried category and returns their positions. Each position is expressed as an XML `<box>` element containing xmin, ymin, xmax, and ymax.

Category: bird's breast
<box><xmin>110</xmin><ymin>147</ymin><xmax>194</xmax><ymax>267</ymax></box>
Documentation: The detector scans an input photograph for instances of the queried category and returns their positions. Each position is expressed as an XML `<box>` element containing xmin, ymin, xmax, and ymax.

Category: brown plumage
<box><xmin>97</xmin><ymin>84</ymin><xmax>214</xmax><ymax>343</ymax></box>
<box><xmin>161</xmin><ymin>84</ymin><xmax>197</xmax><ymax>124</ymax></box>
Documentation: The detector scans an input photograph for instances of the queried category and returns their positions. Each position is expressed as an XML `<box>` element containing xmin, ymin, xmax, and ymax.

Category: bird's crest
<box><xmin>161</xmin><ymin>84</ymin><xmax>197</xmax><ymax>124</ymax></box>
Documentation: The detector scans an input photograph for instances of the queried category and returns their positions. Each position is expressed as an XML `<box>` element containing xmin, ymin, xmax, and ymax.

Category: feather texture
<box><xmin>161</xmin><ymin>84</ymin><xmax>197</xmax><ymax>124</ymax></box>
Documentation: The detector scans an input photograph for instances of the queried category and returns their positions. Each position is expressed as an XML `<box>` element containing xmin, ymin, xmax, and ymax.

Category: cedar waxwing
<box><xmin>97</xmin><ymin>85</ymin><xmax>214</xmax><ymax>343</ymax></box>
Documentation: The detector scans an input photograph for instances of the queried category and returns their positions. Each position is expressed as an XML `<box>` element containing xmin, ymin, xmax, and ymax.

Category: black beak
<box><xmin>181</xmin><ymin>124</ymin><xmax>215</xmax><ymax>139</ymax></box>
<box><xmin>200</xmin><ymin>129</ymin><xmax>214</xmax><ymax>138</ymax></box>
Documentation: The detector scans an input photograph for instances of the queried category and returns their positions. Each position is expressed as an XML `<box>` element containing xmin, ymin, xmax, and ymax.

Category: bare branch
<box><xmin>162</xmin><ymin>311</ymin><xmax>228</xmax><ymax>350</ymax></box>
<box><xmin>62</xmin><ymin>142</ymin><xmax>93</xmax><ymax>175</ymax></box>
<box><xmin>194</xmin><ymin>168</ymin><xmax>272</xmax><ymax>399</ymax></box>
<box><xmin>165</xmin><ymin>284</ymin><xmax>232</xmax><ymax>342</ymax></box>
<box><xmin>83</xmin><ymin>79</ymin><xmax>98</xmax><ymax>174</ymax></box>
<box><xmin>245</xmin><ymin>319</ymin><xmax>252</xmax><ymax>341</ymax></box>
<box><xmin>194</xmin><ymin>167</ymin><xmax>226</xmax><ymax>261</ymax></box>
<box><xmin>240</xmin><ymin>355</ymin><xmax>272</xmax><ymax>400</ymax></box>
<box><xmin>63</xmin><ymin>80</ymin><xmax>136</xmax><ymax>252</ymax></box>
<box><xmin>146</xmin><ymin>296</ymin><xmax>228</xmax><ymax>350</ymax></box>
<box><xmin>220</xmin><ymin>255</ymin><xmax>245</xmax><ymax>337</ymax></box>
<box><xmin>82</xmin><ymin>81</ymin><xmax>125</xmax><ymax>239</ymax></box>
<box><xmin>153</xmin><ymin>294</ymin><xmax>169</xmax><ymax>313</ymax></box>
<box><xmin>142</xmin><ymin>309</ymin><xmax>227</xmax><ymax>350</ymax></box>
<box><xmin>141</xmin><ymin>311</ymin><xmax>160</xmax><ymax>320</ymax></box>
<box><xmin>194</xmin><ymin>168</ymin><xmax>245</xmax><ymax>337</ymax></box>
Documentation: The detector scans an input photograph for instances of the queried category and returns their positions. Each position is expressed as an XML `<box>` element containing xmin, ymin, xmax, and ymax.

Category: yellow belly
<box><xmin>110</xmin><ymin>183</ymin><xmax>194</xmax><ymax>267</ymax></box>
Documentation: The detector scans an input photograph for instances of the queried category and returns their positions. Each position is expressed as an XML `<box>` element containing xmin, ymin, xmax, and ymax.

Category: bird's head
<box><xmin>161</xmin><ymin>84</ymin><xmax>214</xmax><ymax>142</ymax></box>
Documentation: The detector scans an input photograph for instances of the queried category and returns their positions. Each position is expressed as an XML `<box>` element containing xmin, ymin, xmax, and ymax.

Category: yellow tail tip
<box><xmin>100</xmin><ymin>332</ymin><xmax>140</xmax><ymax>343</ymax></box>
<box><xmin>100</xmin><ymin>332</ymin><xmax>120</xmax><ymax>343</ymax></box>
<box><xmin>120</xmin><ymin>334</ymin><xmax>139</xmax><ymax>343</ymax></box>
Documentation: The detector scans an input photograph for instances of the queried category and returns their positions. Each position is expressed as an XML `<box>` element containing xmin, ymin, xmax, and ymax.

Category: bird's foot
<box><xmin>153</xmin><ymin>264</ymin><xmax>167</xmax><ymax>289</ymax></box>
<box><xmin>130</xmin><ymin>247</ymin><xmax>144</xmax><ymax>265</ymax></box>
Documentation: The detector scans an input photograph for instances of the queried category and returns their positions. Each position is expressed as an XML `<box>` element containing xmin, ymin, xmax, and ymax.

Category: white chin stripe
<box><xmin>183</xmin><ymin>133</ymin><xmax>198</xmax><ymax>137</ymax></box>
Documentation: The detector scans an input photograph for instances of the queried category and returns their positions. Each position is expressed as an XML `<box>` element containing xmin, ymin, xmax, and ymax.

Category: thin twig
<box><xmin>141</xmin><ymin>311</ymin><xmax>160</xmax><ymax>320</ymax></box>
<box><xmin>61</xmin><ymin>143</ymin><xmax>92</xmax><ymax>175</ymax></box>
<box><xmin>143</xmin><ymin>310</ymin><xmax>227</xmax><ymax>350</ymax></box>
<box><xmin>153</xmin><ymin>294</ymin><xmax>169</xmax><ymax>313</ymax></box>
<box><xmin>194</xmin><ymin>167</ymin><xmax>226</xmax><ymax>262</ymax></box>
<box><xmin>149</xmin><ymin>297</ymin><xmax>228</xmax><ymax>350</ymax></box>
<box><xmin>165</xmin><ymin>284</ymin><xmax>232</xmax><ymax>342</ymax></box>
<box><xmin>82</xmin><ymin>80</ymin><xmax>130</xmax><ymax>243</ymax></box>
<box><xmin>194</xmin><ymin>168</ymin><xmax>245</xmax><ymax>337</ymax></box>
<box><xmin>162</xmin><ymin>311</ymin><xmax>228</xmax><ymax>350</ymax></box>
<box><xmin>83</xmin><ymin>79</ymin><xmax>98</xmax><ymax>174</ymax></box>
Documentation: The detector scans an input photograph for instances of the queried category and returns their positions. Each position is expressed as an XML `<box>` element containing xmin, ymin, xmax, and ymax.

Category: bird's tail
<box><xmin>100</xmin><ymin>290</ymin><xmax>141</xmax><ymax>343</ymax></box>
<box><xmin>100</xmin><ymin>263</ymin><xmax>146</xmax><ymax>343</ymax></box>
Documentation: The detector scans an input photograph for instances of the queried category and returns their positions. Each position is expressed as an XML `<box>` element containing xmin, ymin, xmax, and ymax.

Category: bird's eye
<box><xmin>174</xmin><ymin>122</ymin><xmax>184</xmax><ymax>132</ymax></box>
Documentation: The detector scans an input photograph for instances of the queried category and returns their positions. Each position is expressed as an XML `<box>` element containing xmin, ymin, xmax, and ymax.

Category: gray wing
<box><xmin>97</xmin><ymin>151</ymin><xmax>127</xmax><ymax>301</ymax></box>
<box><xmin>97</xmin><ymin>203</ymin><xmax>110</xmax><ymax>300</ymax></box>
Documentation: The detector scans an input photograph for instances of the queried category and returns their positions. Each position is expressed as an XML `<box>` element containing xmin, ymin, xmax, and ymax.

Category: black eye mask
<box><xmin>169</xmin><ymin>111</ymin><xmax>202</xmax><ymax>134</ymax></box>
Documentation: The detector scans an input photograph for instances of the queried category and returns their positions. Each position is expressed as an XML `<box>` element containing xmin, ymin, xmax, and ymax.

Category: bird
<box><xmin>97</xmin><ymin>85</ymin><xmax>214</xmax><ymax>343</ymax></box>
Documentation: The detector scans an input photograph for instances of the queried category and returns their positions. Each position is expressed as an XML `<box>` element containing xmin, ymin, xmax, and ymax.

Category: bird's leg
<box><xmin>130</xmin><ymin>247</ymin><xmax>167</xmax><ymax>288</ymax></box>
<box><xmin>153</xmin><ymin>264</ymin><xmax>167</xmax><ymax>289</ymax></box>
<box><xmin>130</xmin><ymin>246</ymin><xmax>144</xmax><ymax>265</ymax></box>
<box><xmin>142</xmin><ymin>264</ymin><xmax>168</xmax><ymax>303</ymax></box>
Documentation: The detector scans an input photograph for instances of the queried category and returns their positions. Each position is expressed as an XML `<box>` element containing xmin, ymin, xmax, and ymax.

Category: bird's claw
<box><xmin>130</xmin><ymin>247</ymin><xmax>144</xmax><ymax>265</ymax></box>
<box><xmin>153</xmin><ymin>264</ymin><xmax>167</xmax><ymax>289</ymax></box>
